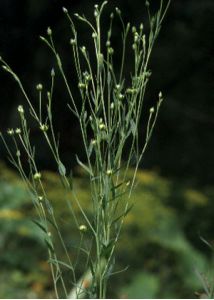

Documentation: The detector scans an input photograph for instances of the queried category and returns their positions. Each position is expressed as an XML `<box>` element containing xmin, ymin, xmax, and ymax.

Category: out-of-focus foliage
<box><xmin>0</xmin><ymin>162</ymin><xmax>213</xmax><ymax>298</ymax></box>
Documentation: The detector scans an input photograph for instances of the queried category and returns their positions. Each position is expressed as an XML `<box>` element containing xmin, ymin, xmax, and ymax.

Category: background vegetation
<box><xmin>0</xmin><ymin>0</ymin><xmax>214</xmax><ymax>298</ymax></box>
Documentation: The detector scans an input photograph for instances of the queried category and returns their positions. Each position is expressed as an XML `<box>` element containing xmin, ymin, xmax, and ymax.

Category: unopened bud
<box><xmin>34</xmin><ymin>172</ymin><xmax>41</xmax><ymax>180</ymax></box>
<box><xmin>92</xmin><ymin>32</ymin><xmax>97</xmax><ymax>39</ymax></box>
<box><xmin>99</xmin><ymin>123</ymin><xmax>105</xmax><ymax>130</ymax></box>
<box><xmin>159</xmin><ymin>91</ymin><xmax>163</xmax><ymax>99</ymax></box>
<box><xmin>36</xmin><ymin>83</ymin><xmax>43</xmax><ymax>91</ymax></box>
<box><xmin>106</xmin><ymin>169</ymin><xmax>113</xmax><ymax>176</ymax></box>
<box><xmin>108</xmin><ymin>47</ymin><xmax>114</xmax><ymax>55</ymax></box>
<box><xmin>7</xmin><ymin>129</ymin><xmax>14</xmax><ymax>136</ymax></box>
<box><xmin>106</xmin><ymin>40</ymin><xmax>111</xmax><ymax>47</ymax></box>
<box><xmin>62</xmin><ymin>7</ymin><xmax>68</xmax><ymax>14</ymax></box>
<box><xmin>115</xmin><ymin>7</ymin><xmax>121</xmax><ymax>15</ymax></box>
<box><xmin>70</xmin><ymin>39</ymin><xmax>76</xmax><ymax>46</ymax></box>
<box><xmin>78</xmin><ymin>82</ymin><xmax>86</xmax><ymax>90</ymax></box>
<box><xmin>16</xmin><ymin>150</ymin><xmax>21</xmax><ymax>157</ymax></box>
<box><xmin>17</xmin><ymin>105</ymin><xmax>24</xmax><ymax>114</ymax></box>
<box><xmin>38</xmin><ymin>196</ymin><xmax>43</xmax><ymax>202</ymax></box>
<box><xmin>47</xmin><ymin>27</ymin><xmax>52</xmax><ymax>36</ymax></box>
<box><xmin>51</xmin><ymin>68</ymin><xmax>55</xmax><ymax>77</ymax></box>
<box><xmin>40</xmin><ymin>124</ymin><xmax>49</xmax><ymax>132</ymax></box>
<box><xmin>15</xmin><ymin>128</ymin><xmax>21</xmax><ymax>134</ymax></box>
<box><xmin>79</xmin><ymin>224</ymin><xmax>87</xmax><ymax>233</ymax></box>
<box><xmin>81</xmin><ymin>46</ymin><xmax>86</xmax><ymax>53</ymax></box>
<box><xmin>150</xmin><ymin>107</ymin><xmax>154</xmax><ymax>114</ymax></box>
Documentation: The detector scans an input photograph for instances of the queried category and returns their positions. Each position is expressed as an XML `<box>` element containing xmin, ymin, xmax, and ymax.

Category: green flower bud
<box><xmin>36</xmin><ymin>83</ymin><xmax>43</xmax><ymax>91</ymax></box>
<box><xmin>17</xmin><ymin>105</ymin><xmax>24</xmax><ymax>114</ymax></box>
<box><xmin>51</xmin><ymin>68</ymin><xmax>55</xmax><ymax>77</ymax></box>
<box><xmin>40</xmin><ymin>124</ymin><xmax>49</xmax><ymax>132</ymax></box>
<box><xmin>79</xmin><ymin>224</ymin><xmax>87</xmax><ymax>233</ymax></box>
<box><xmin>15</xmin><ymin>128</ymin><xmax>21</xmax><ymax>134</ymax></box>
<box><xmin>34</xmin><ymin>172</ymin><xmax>41</xmax><ymax>180</ymax></box>
<box><xmin>7</xmin><ymin>128</ymin><xmax>14</xmax><ymax>136</ymax></box>
<box><xmin>47</xmin><ymin>27</ymin><xmax>52</xmax><ymax>36</ymax></box>
<box><xmin>159</xmin><ymin>91</ymin><xmax>163</xmax><ymax>99</ymax></box>
<box><xmin>106</xmin><ymin>40</ymin><xmax>111</xmax><ymax>47</ymax></box>
<box><xmin>115</xmin><ymin>7</ymin><xmax>121</xmax><ymax>15</ymax></box>
<box><xmin>92</xmin><ymin>32</ymin><xmax>97</xmax><ymax>39</ymax></box>
<box><xmin>78</xmin><ymin>82</ymin><xmax>86</xmax><ymax>90</ymax></box>
<box><xmin>99</xmin><ymin>123</ymin><xmax>105</xmax><ymax>130</ymax></box>
<box><xmin>108</xmin><ymin>47</ymin><xmax>114</xmax><ymax>55</ymax></box>
<box><xmin>62</xmin><ymin>7</ymin><xmax>68</xmax><ymax>14</ymax></box>
<box><xmin>150</xmin><ymin>107</ymin><xmax>154</xmax><ymax>114</ymax></box>
<box><xmin>16</xmin><ymin>150</ymin><xmax>21</xmax><ymax>157</ymax></box>
<box><xmin>106</xmin><ymin>169</ymin><xmax>113</xmax><ymax>176</ymax></box>
<box><xmin>70</xmin><ymin>38</ymin><xmax>76</xmax><ymax>46</ymax></box>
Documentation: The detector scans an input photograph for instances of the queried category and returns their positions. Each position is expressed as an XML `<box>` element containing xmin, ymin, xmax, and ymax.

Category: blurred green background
<box><xmin>0</xmin><ymin>0</ymin><xmax>214</xmax><ymax>298</ymax></box>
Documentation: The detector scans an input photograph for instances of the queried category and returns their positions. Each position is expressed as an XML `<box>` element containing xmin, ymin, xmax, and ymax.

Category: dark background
<box><xmin>0</xmin><ymin>0</ymin><xmax>214</xmax><ymax>298</ymax></box>
<box><xmin>0</xmin><ymin>0</ymin><xmax>213</xmax><ymax>188</ymax></box>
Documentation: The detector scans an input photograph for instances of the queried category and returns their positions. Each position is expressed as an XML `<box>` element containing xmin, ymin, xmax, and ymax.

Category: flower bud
<box><xmin>79</xmin><ymin>224</ymin><xmax>87</xmax><ymax>233</ymax></box>
<box><xmin>106</xmin><ymin>169</ymin><xmax>113</xmax><ymax>176</ymax></box>
<box><xmin>38</xmin><ymin>196</ymin><xmax>43</xmax><ymax>202</ymax></box>
<box><xmin>108</xmin><ymin>47</ymin><xmax>114</xmax><ymax>55</ymax></box>
<box><xmin>132</xmin><ymin>26</ymin><xmax>136</xmax><ymax>33</ymax></box>
<box><xmin>15</xmin><ymin>128</ymin><xmax>21</xmax><ymax>134</ymax></box>
<box><xmin>115</xmin><ymin>7</ymin><xmax>121</xmax><ymax>15</ymax></box>
<box><xmin>150</xmin><ymin>107</ymin><xmax>154</xmax><ymax>114</ymax></box>
<box><xmin>7</xmin><ymin>129</ymin><xmax>14</xmax><ymax>136</ymax></box>
<box><xmin>17</xmin><ymin>105</ymin><xmax>24</xmax><ymax>114</ymax></box>
<box><xmin>132</xmin><ymin>43</ymin><xmax>137</xmax><ymax>50</ymax></box>
<box><xmin>99</xmin><ymin>123</ymin><xmax>105</xmax><ymax>130</ymax></box>
<box><xmin>34</xmin><ymin>172</ymin><xmax>41</xmax><ymax>180</ymax></box>
<box><xmin>62</xmin><ymin>7</ymin><xmax>68</xmax><ymax>14</ymax></box>
<box><xmin>106</xmin><ymin>40</ymin><xmax>111</xmax><ymax>47</ymax></box>
<box><xmin>40</xmin><ymin>124</ymin><xmax>49</xmax><ymax>132</ymax></box>
<box><xmin>78</xmin><ymin>82</ymin><xmax>86</xmax><ymax>90</ymax></box>
<box><xmin>70</xmin><ymin>38</ymin><xmax>76</xmax><ymax>46</ymax></box>
<box><xmin>159</xmin><ymin>91</ymin><xmax>163</xmax><ymax>99</ymax></box>
<box><xmin>145</xmin><ymin>1</ymin><xmax>150</xmax><ymax>7</ymax></box>
<box><xmin>51</xmin><ymin>68</ymin><xmax>55</xmax><ymax>77</ymax></box>
<box><xmin>81</xmin><ymin>46</ymin><xmax>86</xmax><ymax>53</ymax></box>
<box><xmin>119</xmin><ymin>93</ymin><xmax>124</xmax><ymax>100</ymax></box>
<box><xmin>92</xmin><ymin>32</ymin><xmax>97</xmax><ymax>39</ymax></box>
<box><xmin>47</xmin><ymin>27</ymin><xmax>52</xmax><ymax>36</ymax></box>
<box><xmin>36</xmin><ymin>83</ymin><xmax>43</xmax><ymax>91</ymax></box>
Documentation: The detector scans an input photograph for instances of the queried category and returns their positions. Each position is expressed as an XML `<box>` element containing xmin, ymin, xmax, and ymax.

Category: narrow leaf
<box><xmin>32</xmin><ymin>219</ymin><xmax>47</xmax><ymax>234</ymax></box>
<box><xmin>49</xmin><ymin>258</ymin><xmax>74</xmax><ymax>271</ymax></box>
<box><xmin>45</xmin><ymin>238</ymin><xmax>54</xmax><ymax>253</ymax></box>
<box><xmin>76</xmin><ymin>155</ymin><xmax>93</xmax><ymax>176</ymax></box>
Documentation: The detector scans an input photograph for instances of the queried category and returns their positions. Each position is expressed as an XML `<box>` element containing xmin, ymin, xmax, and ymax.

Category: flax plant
<box><xmin>0</xmin><ymin>1</ymin><xmax>170</xmax><ymax>298</ymax></box>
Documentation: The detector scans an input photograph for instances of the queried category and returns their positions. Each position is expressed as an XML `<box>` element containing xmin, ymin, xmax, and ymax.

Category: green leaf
<box><xmin>48</xmin><ymin>258</ymin><xmax>74</xmax><ymax>271</ymax></box>
<box><xmin>111</xmin><ymin>203</ymin><xmax>134</xmax><ymax>225</ymax></box>
<box><xmin>32</xmin><ymin>219</ymin><xmax>47</xmax><ymax>234</ymax></box>
<box><xmin>101</xmin><ymin>240</ymin><xmax>115</xmax><ymax>258</ymax></box>
<box><xmin>76</xmin><ymin>155</ymin><xmax>93</xmax><ymax>176</ymax></box>
<box><xmin>45</xmin><ymin>238</ymin><xmax>54</xmax><ymax>253</ymax></box>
